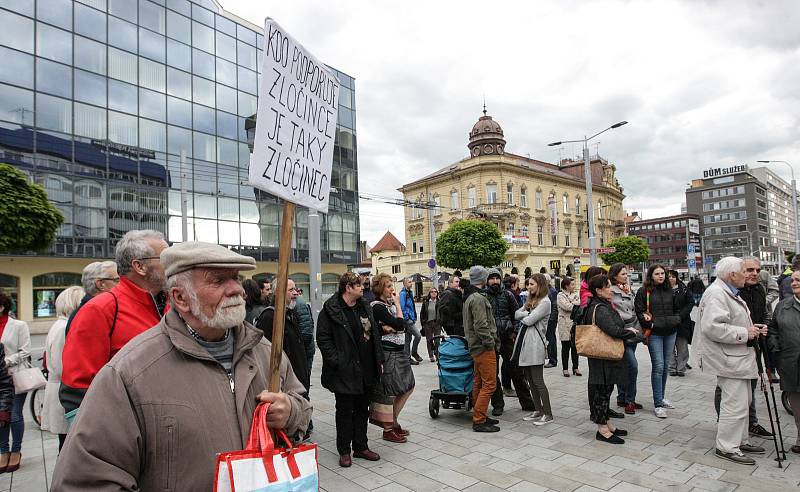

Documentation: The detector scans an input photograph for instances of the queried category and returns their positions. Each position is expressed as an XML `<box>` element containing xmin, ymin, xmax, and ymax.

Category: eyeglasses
<box><xmin>288</xmin><ymin>287</ymin><xmax>299</xmax><ymax>292</ymax></box>
<box><xmin>745</xmin><ymin>268</ymin><xmax>761</xmax><ymax>273</ymax></box>
<box><xmin>136</xmin><ymin>256</ymin><xmax>160</xmax><ymax>261</ymax></box>
<box><xmin>98</xmin><ymin>277</ymin><xmax>121</xmax><ymax>283</ymax></box>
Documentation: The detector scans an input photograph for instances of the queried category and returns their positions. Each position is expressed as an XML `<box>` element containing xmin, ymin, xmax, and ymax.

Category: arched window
<box><xmin>524</xmin><ymin>267</ymin><xmax>532</xmax><ymax>279</ymax></box>
<box><xmin>0</xmin><ymin>274</ymin><xmax>19</xmax><ymax>317</ymax></box>
<box><xmin>291</xmin><ymin>273</ymin><xmax>311</xmax><ymax>299</ymax></box>
<box><xmin>322</xmin><ymin>273</ymin><xmax>340</xmax><ymax>296</ymax></box>
<box><xmin>32</xmin><ymin>272</ymin><xmax>82</xmax><ymax>318</ymax></box>
<box><xmin>520</xmin><ymin>187</ymin><xmax>528</xmax><ymax>208</ymax></box>
<box><xmin>506</xmin><ymin>183</ymin><xmax>513</xmax><ymax>205</ymax></box>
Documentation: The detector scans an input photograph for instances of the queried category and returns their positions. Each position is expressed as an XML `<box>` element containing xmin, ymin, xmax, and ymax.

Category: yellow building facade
<box><xmin>381</xmin><ymin>112</ymin><xmax>626</xmax><ymax>285</ymax></box>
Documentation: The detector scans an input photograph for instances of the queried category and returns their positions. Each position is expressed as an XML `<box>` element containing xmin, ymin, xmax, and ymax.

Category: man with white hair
<box><xmin>692</xmin><ymin>256</ymin><xmax>767</xmax><ymax>465</ymax></box>
<box><xmin>52</xmin><ymin>242</ymin><xmax>311</xmax><ymax>490</ymax></box>
<box><xmin>60</xmin><ymin>230</ymin><xmax>169</xmax><ymax>415</ymax></box>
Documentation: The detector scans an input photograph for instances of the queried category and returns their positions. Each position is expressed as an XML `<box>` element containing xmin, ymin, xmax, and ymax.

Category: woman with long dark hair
<box><xmin>634</xmin><ymin>264</ymin><xmax>691</xmax><ymax>418</ymax></box>
<box><xmin>608</xmin><ymin>263</ymin><xmax>643</xmax><ymax>415</ymax></box>
<box><xmin>243</xmin><ymin>278</ymin><xmax>269</xmax><ymax>325</ymax></box>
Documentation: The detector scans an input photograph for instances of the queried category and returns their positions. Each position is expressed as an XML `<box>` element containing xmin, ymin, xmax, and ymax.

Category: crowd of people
<box><xmin>0</xmin><ymin>229</ymin><xmax>797</xmax><ymax>486</ymax></box>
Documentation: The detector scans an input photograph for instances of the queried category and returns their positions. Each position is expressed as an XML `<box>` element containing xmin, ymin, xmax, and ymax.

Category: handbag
<box><xmin>574</xmin><ymin>306</ymin><xmax>624</xmax><ymax>361</ymax></box>
<box><xmin>11</xmin><ymin>362</ymin><xmax>47</xmax><ymax>394</ymax></box>
<box><xmin>215</xmin><ymin>402</ymin><xmax>319</xmax><ymax>492</ymax></box>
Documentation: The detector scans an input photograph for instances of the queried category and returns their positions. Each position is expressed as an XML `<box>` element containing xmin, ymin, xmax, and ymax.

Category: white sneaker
<box><xmin>533</xmin><ymin>415</ymin><xmax>554</xmax><ymax>426</ymax></box>
<box><xmin>661</xmin><ymin>399</ymin><xmax>675</xmax><ymax>409</ymax></box>
<box><xmin>654</xmin><ymin>407</ymin><xmax>668</xmax><ymax>418</ymax></box>
<box><xmin>523</xmin><ymin>411</ymin><xmax>543</xmax><ymax>421</ymax></box>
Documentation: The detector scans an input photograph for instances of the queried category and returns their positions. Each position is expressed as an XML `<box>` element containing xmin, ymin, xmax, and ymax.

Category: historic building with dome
<box><xmin>372</xmin><ymin>110</ymin><xmax>627</xmax><ymax>287</ymax></box>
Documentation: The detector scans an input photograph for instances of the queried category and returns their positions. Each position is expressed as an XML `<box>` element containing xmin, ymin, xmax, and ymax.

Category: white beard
<box><xmin>288</xmin><ymin>300</ymin><xmax>296</xmax><ymax>310</ymax></box>
<box><xmin>190</xmin><ymin>295</ymin><xmax>246</xmax><ymax>330</ymax></box>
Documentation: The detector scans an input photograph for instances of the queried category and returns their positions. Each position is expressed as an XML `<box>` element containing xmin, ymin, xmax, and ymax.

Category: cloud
<box><xmin>223</xmin><ymin>0</ymin><xmax>800</xmax><ymax>245</ymax></box>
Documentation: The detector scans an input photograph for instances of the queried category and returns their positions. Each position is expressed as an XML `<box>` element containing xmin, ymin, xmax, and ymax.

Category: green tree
<box><xmin>435</xmin><ymin>219</ymin><xmax>508</xmax><ymax>271</ymax></box>
<box><xmin>0</xmin><ymin>163</ymin><xmax>63</xmax><ymax>253</ymax></box>
<box><xmin>599</xmin><ymin>235</ymin><xmax>649</xmax><ymax>266</ymax></box>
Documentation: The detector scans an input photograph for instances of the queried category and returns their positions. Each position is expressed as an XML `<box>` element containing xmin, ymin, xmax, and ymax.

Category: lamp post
<box><xmin>757</xmin><ymin>160</ymin><xmax>799</xmax><ymax>255</ymax></box>
<box><xmin>549</xmin><ymin>121</ymin><xmax>628</xmax><ymax>266</ymax></box>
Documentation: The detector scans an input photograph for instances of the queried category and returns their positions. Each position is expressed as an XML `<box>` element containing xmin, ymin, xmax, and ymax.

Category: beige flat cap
<box><xmin>161</xmin><ymin>241</ymin><xmax>256</xmax><ymax>277</ymax></box>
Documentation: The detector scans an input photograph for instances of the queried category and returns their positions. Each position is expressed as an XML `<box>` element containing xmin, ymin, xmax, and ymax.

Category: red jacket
<box><xmin>60</xmin><ymin>277</ymin><xmax>168</xmax><ymax>413</ymax></box>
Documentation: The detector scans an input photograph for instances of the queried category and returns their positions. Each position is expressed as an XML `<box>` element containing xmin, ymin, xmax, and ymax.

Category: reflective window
<box><xmin>166</xmin><ymin>39</ymin><xmax>191</xmax><ymax>72</ymax></box>
<box><xmin>108</xmin><ymin>79</ymin><xmax>138</xmax><ymax>114</ymax></box>
<box><xmin>193</xmin><ymin>132</ymin><xmax>215</xmax><ymax>161</ymax></box>
<box><xmin>192</xmin><ymin>76</ymin><xmax>214</xmax><ymax>106</ymax></box>
<box><xmin>140</xmin><ymin>88</ymin><xmax>166</xmax><ymax>121</ymax></box>
<box><xmin>192</xmin><ymin>21</ymin><xmax>214</xmax><ymax>53</ymax></box>
<box><xmin>108</xmin><ymin>110</ymin><xmax>137</xmax><ymax>146</ymax></box>
<box><xmin>192</xmin><ymin>49</ymin><xmax>215</xmax><ymax>80</ymax></box>
<box><xmin>36</xmin><ymin>0</ymin><xmax>72</xmax><ymax>31</ymax></box>
<box><xmin>36</xmin><ymin>93</ymin><xmax>72</xmax><ymax>133</ymax></box>
<box><xmin>217</xmin><ymin>137</ymin><xmax>237</xmax><ymax>166</ymax></box>
<box><xmin>36</xmin><ymin>58</ymin><xmax>70</xmax><ymax>97</ymax></box>
<box><xmin>216</xmin><ymin>57</ymin><xmax>237</xmax><ymax>87</ymax></box>
<box><xmin>192</xmin><ymin>104</ymin><xmax>214</xmax><ymax>133</ymax></box>
<box><xmin>1</xmin><ymin>47</ymin><xmax>34</xmax><ymax>88</ymax></box>
<box><xmin>167</xmin><ymin>67</ymin><xmax>191</xmax><ymax>99</ymax></box>
<box><xmin>75</xmin><ymin>36</ymin><xmax>107</xmax><ymax>75</ymax></box>
<box><xmin>215</xmin><ymin>15</ymin><xmax>235</xmax><ymax>36</ymax></box>
<box><xmin>74</xmin><ymin>3</ymin><xmax>107</xmax><ymax>43</ymax></box>
<box><xmin>1</xmin><ymin>10</ymin><xmax>34</xmax><ymax>53</ymax></box>
<box><xmin>237</xmin><ymin>91</ymin><xmax>256</xmax><ymax>117</ymax></box>
<box><xmin>74</xmin><ymin>70</ymin><xmax>107</xmax><ymax>107</ymax></box>
<box><xmin>216</xmin><ymin>32</ymin><xmax>236</xmax><ymax>62</ymax></box>
<box><xmin>237</xmin><ymin>115</ymin><xmax>248</xmax><ymax>141</ymax></box>
<box><xmin>238</xmin><ymin>142</ymin><xmax>250</xmax><ymax>169</ymax></box>
<box><xmin>74</xmin><ymin>102</ymin><xmax>106</xmax><ymax>139</ymax></box>
<box><xmin>338</xmin><ymin>107</ymin><xmax>354</xmax><ymax>129</ymax></box>
<box><xmin>139</xmin><ymin>28</ymin><xmax>166</xmax><ymax>63</ymax></box>
<box><xmin>108</xmin><ymin>0</ymin><xmax>136</xmax><ymax>21</ymax></box>
<box><xmin>216</xmin><ymin>110</ymin><xmax>237</xmax><ymax>139</ymax></box>
<box><xmin>167</xmin><ymin>96</ymin><xmax>191</xmax><ymax>127</ymax></box>
<box><xmin>36</xmin><ymin>23</ymin><xmax>72</xmax><ymax>63</ymax></box>
<box><xmin>339</xmin><ymin>86</ymin><xmax>352</xmax><ymax>109</ymax></box>
<box><xmin>166</xmin><ymin>10</ymin><xmax>190</xmax><ymax>44</ymax></box>
<box><xmin>108</xmin><ymin>16</ymin><xmax>137</xmax><ymax>53</ymax></box>
<box><xmin>218</xmin><ymin>221</ymin><xmax>239</xmax><ymax>245</ymax></box>
<box><xmin>237</xmin><ymin>41</ymin><xmax>256</xmax><ymax>71</ymax></box>
<box><xmin>237</xmin><ymin>24</ymin><xmax>256</xmax><ymax>46</ymax></box>
<box><xmin>139</xmin><ymin>58</ymin><xmax>166</xmax><ymax>92</ymax></box>
<box><xmin>191</xmin><ymin>3</ymin><xmax>214</xmax><ymax>26</ymax></box>
<box><xmin>108</xmin><ymin>47</ymin><xmax>137</xmax><ymax>83</ymax></box>
<box><xmin>0</xmin><ymin>0</ymin><xmax>34</xmax><ymax>16</ymax></box>
<box><xmin>237</xmin><ymin>67</ymin><xmax>257</xmax><ymax>95</ymax></box>
<box><xmin>139</xmin><ymin>0</ymin><xmax>166</xmax><ymax>34</ymax></box>
<box><xmin>166</xmin><ymin>0</ymin><xmax>190</xmax><ymax>16</ymax></box>
<box><xmin>0</xmin><ymin>85</ymin><xmax>33</xmax><ymax>124</ymax></box>
<box><xmin>140</xmin><ymin>118</ymin><xmax>166</xmax><ymax>152</ymax></box>
<box><xmin>167</xmin><ymin>124</ymin><xmax>192</xmax><ymax>156</ymax></box>
<box><xmin>74</xmin><ymin>207</ymin><xmax>107</xmax><ymax>238</ymax></box>
<box><xmin>216</xmin><ymin>85</ymin><xmax>237</xmax><ymax>114</ymax></box>
<box><xmin>194</xmin><ymin>193</ymin><xmax>216</xmax><ymax>218</ymax></box>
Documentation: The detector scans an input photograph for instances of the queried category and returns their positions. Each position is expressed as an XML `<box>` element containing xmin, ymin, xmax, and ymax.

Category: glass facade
<box><xmin>0</xmin><ymin>0</ymin><xmax>359</xmax><ymax>264</ymax></box>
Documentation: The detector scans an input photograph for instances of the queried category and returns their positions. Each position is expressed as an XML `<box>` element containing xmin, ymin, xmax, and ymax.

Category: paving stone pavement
<box><xmin>3</xmin><ymin>339</ymin><xmax>799</xmax><ymax>491</ymax></box>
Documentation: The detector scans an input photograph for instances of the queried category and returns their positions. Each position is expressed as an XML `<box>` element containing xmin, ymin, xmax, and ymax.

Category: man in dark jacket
<box><xmin>545</xmin><ymin>275</ymin><xmax>559</xmax><ymax>368</ymax></box>
<box><xmin>713</xmin><ymin>257</ymin><xmax>774</xmax><ymax>438</ymax></box>
<box><xmin>778</xmin><ymin>258</ymin><xmax>800</xmax><ymax>300</ymax></box>
<box><xmin>438</xmin><ymin>276</ymin><xmax>464</xmax><ymax>336</ymax></box>
<box><xmin>316</xmin><ymin>272</ymin><xmax>383</xmax><ymax>467</ymax></box>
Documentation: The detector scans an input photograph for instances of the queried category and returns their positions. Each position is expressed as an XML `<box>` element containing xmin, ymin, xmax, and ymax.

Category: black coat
<box><xmin>584</xmin><ymin>298</ymin><xmax>634</xmax><ymax>386</ymax></box>
<box><xmin>256</xmin><ymin>306</ymin><xmax>310</xmax><ymax>392</ymax></box>
<box><xmin>437</xmin><ymin>287</ymin><xmax>464</xmax><ymax>336</ymax></box>
<box><xmin>316</xmin><ymin>294</ymin><xmax>383</xmax><ymax>395</ymax></box>
<box><xmin>634</xmin><ymin>283</ymin><xmax>691</xmax><ymax>337</ymax></box>
<box><xmin>672</xmin><ymin>283</ymin><xmax>695</xmax><ymax>340</ymax></box>
<box><xmin>0</xmin><ymin>345</ymin><xmax>12</xmax><ymax>421</ymax></box>
<box><xmin>768</xmin><ymin>297</ymin><xmax>800</xmax><ymax>392</ymax></box>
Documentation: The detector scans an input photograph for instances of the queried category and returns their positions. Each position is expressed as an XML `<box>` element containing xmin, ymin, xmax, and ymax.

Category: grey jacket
<box><xmin>513</xmin><ymin>298</ymin><xmax>551</xmax><ymax>366</ymax></box>
<box><xmin>611</xmin><ymin>285</ymin><xmax>642</xmax><ymax>344</ymax></box>
<box><xmin>768</xmin><ymin>297</ymin><xmax>800</xmax><ymax>392</ymax></box>
<box><xmin>51</xmin><ymin>309</ymin><xmax>312</xmax><ymax>491</ymax></box>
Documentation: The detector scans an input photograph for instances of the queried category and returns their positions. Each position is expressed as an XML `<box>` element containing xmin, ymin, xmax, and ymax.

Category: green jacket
<box><xmin>462</xmin><ymin>287</ymin><xmax>499</xmax><ymax>357</ymax></box>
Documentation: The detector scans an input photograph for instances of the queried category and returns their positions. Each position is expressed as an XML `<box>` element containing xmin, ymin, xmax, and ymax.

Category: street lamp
<box><xmin>549</xmin><ymin>121</ymin><xmax>628</xmax><ymax>266</ymax></box>
<box><xmin>757</xmin><ymin>160</ymin><xmax>799</xmax><ymax>254</ymax></box>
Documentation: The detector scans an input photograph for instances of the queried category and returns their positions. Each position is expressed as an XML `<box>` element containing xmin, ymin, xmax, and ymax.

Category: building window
<box><xmin>432</xmin><ymin>195</ymin><xmax>441</xmax><ymax>215</ymax></box>
<box><xmin>577</xmin><ymin>229</ymin><xmax>583</xmax><ymax>247</ymax></box>
<box><xmin>575</xmin><ymin>196</ymin><xmax>581</xmax><ymax>215</ymax></box>
<box><xmin>520</xmin><ymin>188</ymin><xmax>528</xmax><ymax>208</ymax></box>
<box><xmin>391</xmin><ymin>265</ymin><xmax>401</xmax><ymax>274</ymax></box>
<box><xmin>507</xmin><ymin>183</ymin><xmax>513</xmax><ymax>205</ymax></box>
<box><xmin>521</xmin><ymin>225</ymin><xmax>528</xmax><ymax>237</ymax></box>
<box><xmin>486</xmin><ymin>184</ymin><xmax>497</xmax><ymax>204</ymax></box>
<box><xmin>563</xmin><ymin>194</ymin><xmax>569</xmax><ymax>214</ymax></box>
<box><xmin>467</xmin><ymin>186</ymin><xmax>476</xmax><ymax>208</ymax></box>
<box><xmin>535</xmin><ymin>190</ymin><xmax>543</xmax><ymax>209</ymax></box>
<box><xmin>321</xmin><ymin>273</ymin><xmax>339</xmax><ymax>296</ymax></box>
<box><xmin>552</xmin><ymin>234</ymin><xmax>558</xmax><ymax>246</ymax></box>
<box><xmin>32</xmin><ymin>272</ymin><xmax>82</xmax><ymax>318</ymax></box>
<box><xmin>450</xmin><ymin>190</ymin><xmax>459</xmax><ymax>210</ymax></box>
<box><xmin>507</xmin><ymin>222</ymin><xmax>515</xmax><ymax>235</ymax></box>
<box><xmin>537</xmin><ymin>225</ymin><xmax>544</xmax><ymax>246</ymax></box>
<box><xmin>0</xmin><ymin>274</ymin><xmax>19</xmax><ymax>317</ymax></box>
<box><xmin>598</xmin><ymin>200</ymin><xmax>603</xmax><ymax>219</ymax></box>
<box><xmin>565</xmin><ymin>229</ymin><xmax>571</xmax><ymax>247</ymax></box>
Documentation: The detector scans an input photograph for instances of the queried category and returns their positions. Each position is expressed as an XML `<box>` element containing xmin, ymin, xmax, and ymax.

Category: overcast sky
<box><xmin>224</xmin><ymin>0</ymin><xmax>800</xmax><ymax>248</ymax></box>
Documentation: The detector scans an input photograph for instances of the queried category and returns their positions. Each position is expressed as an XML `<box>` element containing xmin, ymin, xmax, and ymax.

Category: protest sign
<box><xmin>248</xmin><ymin>18</ymin><xmax>340</xmax><ymax>214</ymax></box>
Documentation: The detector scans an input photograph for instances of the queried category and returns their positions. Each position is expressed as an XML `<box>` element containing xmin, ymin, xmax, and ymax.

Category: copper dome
<box><xmin>468</xmin><ymin>112</ymin><xmax>506</xmax><ymax>157</ymax></box>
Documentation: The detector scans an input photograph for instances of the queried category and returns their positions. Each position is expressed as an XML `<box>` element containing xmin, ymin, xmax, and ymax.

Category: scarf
<box><xmin>0</xmin><ymin>313</ymin><xmax>7</xmax><ymax>340</ymax></box>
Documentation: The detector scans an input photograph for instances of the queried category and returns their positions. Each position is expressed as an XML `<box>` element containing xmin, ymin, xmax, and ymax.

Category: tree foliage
<box><xmin>0</xmin><ymin>163</ymin><xmax>63</xmax><ymax>253</ymax></box>
<box><xmin>436</xmin><ymin>219</ymin><xmax>508</xmax><ymax>271</ymax></box>
<box><xmin>599</xmin><ymin>235</ymin><xmax>649</xmax><ymax>266</ymax></box>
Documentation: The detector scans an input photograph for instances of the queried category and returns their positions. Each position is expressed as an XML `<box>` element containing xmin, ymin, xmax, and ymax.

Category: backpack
<box><xmin>568</xmin><ymin>303</ymin><xmax>584</xmax><ymax>345</ymax></box>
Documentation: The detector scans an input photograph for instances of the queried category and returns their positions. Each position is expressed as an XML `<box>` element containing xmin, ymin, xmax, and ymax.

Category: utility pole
<box><xmin>180</xmin><ymin>150</ymin><xmax>188</xmax><ymax>242</ymax></box>
<box><xmin>427</xmin><ymin>191</ymin><xmax>439</xmax><ymax>289</ymax></box>
<box><xmin>308</xmin><ymin>209</ymin><xmax>322</xmax><ymax>322</ymax></box>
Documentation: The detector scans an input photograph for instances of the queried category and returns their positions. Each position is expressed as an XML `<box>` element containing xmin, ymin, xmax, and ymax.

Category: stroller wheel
<box><xmin>783</xmin><ymin>391</ymin><xmax>794</xmax><ymax>416</ymax></box>
<box><xmin>429</xmin><ymin>396</ymin><xmax>440</xmax><ymax>418</ymax></box>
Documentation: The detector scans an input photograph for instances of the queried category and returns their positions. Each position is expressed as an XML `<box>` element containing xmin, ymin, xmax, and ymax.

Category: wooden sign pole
<box><xmin>268</xmin><ymin>201</ymin><xmax>295</xmax><ymax>392</ymax></box>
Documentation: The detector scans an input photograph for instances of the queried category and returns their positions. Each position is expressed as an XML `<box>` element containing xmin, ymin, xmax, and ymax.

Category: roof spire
<box><xmin>482</xmin><ymin>95</ymin><xmax>487</xmax><ymax>116</ymax></box>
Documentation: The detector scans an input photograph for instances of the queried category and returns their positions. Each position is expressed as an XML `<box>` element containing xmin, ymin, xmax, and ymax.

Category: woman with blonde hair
<box><xmin>513</xmin><ymin>274</ymin><xmax>554</xmax><ymax>425</ymax></box>
<box><xmin>42</xmin><ymin>285</ymin><xmax>85</xmax><ymax>450</ymax></box>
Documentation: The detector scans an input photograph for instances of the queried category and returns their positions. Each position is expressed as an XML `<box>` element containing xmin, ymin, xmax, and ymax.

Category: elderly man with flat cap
<box><xmin>52</xmin><ymin>242</ymin><xmax>312</xmax><ymax>491</ymax></box>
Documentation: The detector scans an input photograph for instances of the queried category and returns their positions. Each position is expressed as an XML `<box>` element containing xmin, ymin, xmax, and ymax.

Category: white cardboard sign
<box><xmin>248</xmin><ymin>18</ymin><xmax>339</xmax><ymax>213</ymax></box>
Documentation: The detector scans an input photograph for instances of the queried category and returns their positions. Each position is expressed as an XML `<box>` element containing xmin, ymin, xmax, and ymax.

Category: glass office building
<box><xmin>0</xmin><ymin>0</ymin><xmax>359</xmax><ymax>323</ymax></box>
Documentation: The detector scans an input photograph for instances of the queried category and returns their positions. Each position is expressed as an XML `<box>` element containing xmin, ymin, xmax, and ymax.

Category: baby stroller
<box><xmin>429</xmin><ymin>335</ymin><xmax>474</xmax><ymax>418</ymax></box>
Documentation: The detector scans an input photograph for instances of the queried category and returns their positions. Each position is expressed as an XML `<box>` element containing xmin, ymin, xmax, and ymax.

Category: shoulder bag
<box><xmin>12</xmin><ymin>357</ymin><xmax>46</xmax><ymax>394</ymax></box>
<box><xmin>574</xmin><ymin>306</ymin><xmax>624</xmax><ymax>361</ymax></box>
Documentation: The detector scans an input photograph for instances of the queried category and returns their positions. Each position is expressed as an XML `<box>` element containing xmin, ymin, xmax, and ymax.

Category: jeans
<box><xmin>423</xmin><ymin>321</ymin><xmax>441</xmax><ymax>359</ymax></box>
<box><xmin>617</xmin><ymin>343</ymin><xmax>639</xmax><ymax>405</ymax></box>
<box><xmin>668</xmin><ymin>336</ymin><xmax>690</xmax><ymax>374</ymax></box>
<box><xmin>647</xmin><ymin>332</ymin><xmax>676</xmax><ymax>408</ymax></box>
<box><xmin>0</xmin><ymin>393</ymin><xmax>26</xmax><ymax>453</ymax></box>
<box><xmin>521</xmin><ymin>365</ymin><xmax>552</xmax><ymax>416</ymax></box>
<box><xmin>404</xmin><ymin>319</ymin><xmax>422</xmax><ymax>358</ymax></box>
<box><xmin>334</xmin><ymin>392</ymin><xmax>371</xmax><ymax>455</ymax></box>
<box><xmin>472</xmin><ymin>350</ymin><xmax>497</xmax><ymax>424</ymax></box>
